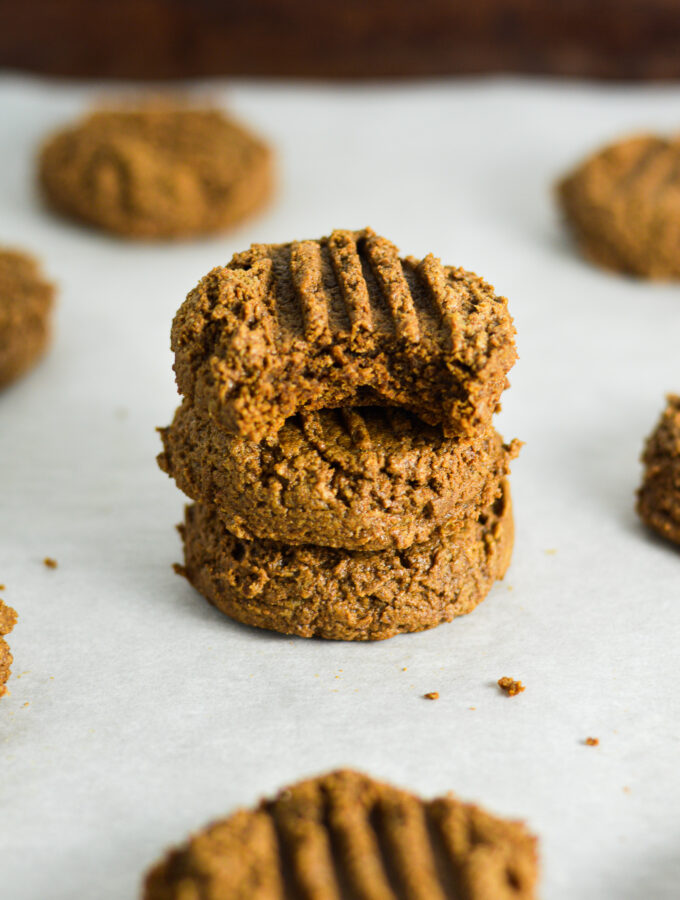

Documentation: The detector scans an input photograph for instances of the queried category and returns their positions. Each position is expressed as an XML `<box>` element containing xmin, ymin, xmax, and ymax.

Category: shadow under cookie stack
<box><xmin>158</xmin><ymin>228</ymin><xmax>519</xmax><ymax>641</ymax></box>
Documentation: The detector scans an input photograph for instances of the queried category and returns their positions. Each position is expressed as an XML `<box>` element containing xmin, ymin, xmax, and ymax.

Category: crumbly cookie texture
<box><xmin>0</xmin><ymin>249</ymin><xmax>54</xmax><ymax>389</ymax></box>
<box><xmin>0</xmin><ymin>600</ymin><xmax>18</xmax><ymax>699</ymax></box>
<box><xmin>637</xmin><ymin>394</ymin><xmax>680</xmax><ymax>544</ymax></box>
<box><xmin>177</xmin><ymin>480</ymin><xmax>513</xmax><ymax>641</ymax></box>
<box><xmin>558</xmin><ymin>134</ymin><xmax>680</xmax><ymax>278</ymax></box>
<box><xmin>144</xmin><ymin>769</ymin><xmax>539</xmax><ymax>900</ymax></box>
<box><xmin>171</xmin><ymin>228</ymin><xmax>516</xmax><ymax>442</ymax></box>
<box><xmin>159</xmin><ymin>400</ymin><xmax>521</xmax><ymax>551</ymax></box>
<box><xmin>38</xmin><ymin>103</ymin><xmax>272</xmax><ymax>239</ymax></box>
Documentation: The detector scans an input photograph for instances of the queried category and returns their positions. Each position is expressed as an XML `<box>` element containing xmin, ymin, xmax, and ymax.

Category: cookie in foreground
<box><xmin>0</xmin><ymin>249</ymin><xmax>54</xmax><ymax>389</ymax></box>
<box><xmin>558</xmin><ymin>133</ymin><xmax>680</xmax><ymax>278</ymax></box>
<box><xmin>159</xmin><ymin>400</ymin><xmax>520</xmax><ymax>551</ymax></box>
<box><xmin>177</xmin><ymin>480</ymin><xmax>513</xmax><ymax>641</ymax></box>
<box><xmin>38</xmin><ymin>102</ymin><xmax>273</xmax><ymax>239</ymax></box>
<box><xmin>637</xmin><ymin>394</ymin><xmax>680</xmax><ymax>545</ymax></box>
<box><xmin>144</xmin><ymin>769</ymin><xmax>538</xmax><ymax>899</ymax></box>
<box><xmin>171</xmin><ymin>228</ymin><xmax>516</xmax><ymax>442</ymax></box>
<box><xmin>0</xmin><ymin>600</ymin><xmax>18</xmax><ymax>699</ymax></box>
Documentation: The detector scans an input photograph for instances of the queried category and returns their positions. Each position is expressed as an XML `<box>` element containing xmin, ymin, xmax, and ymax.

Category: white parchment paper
<box><xmin>1</xmin><ymin>75</ymin><xmax>679</xmax><ymax>900</ymax></box>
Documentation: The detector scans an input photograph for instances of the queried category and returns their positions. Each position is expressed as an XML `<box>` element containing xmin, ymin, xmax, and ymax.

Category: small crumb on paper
<box><xmin>43</xmin><ymin>557</ymin><xmax>57</xmax><ymax>569</ymax></box>
<box><xmin>584</xmin><ymin>737</ymin><xmax>599</xmax><ymax>747</ymax></box>
<box><xmin>423</xmin><ymin>692</ymin><xmax>439</xmax><ymax>700</ymax></box>
<box><xmin>498</xmin><ymin>677</ymin><xmax>525</xmax><ymax>696</ymax></box>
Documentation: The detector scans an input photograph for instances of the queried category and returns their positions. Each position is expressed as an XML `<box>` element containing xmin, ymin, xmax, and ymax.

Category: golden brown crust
<box><xmin>159</xmin><ymin>400</ymin><xmax>520</xmax><ymax>550</ymax></box>
<box><xmin>143</xmin><ymin>769</ymin><xmax>539</xmax><ymax>900</ymax></box>
<box><xmin>0</xmin><ymin>600</ymin><xmax>18</xmax><ymax>699</ymax></box>
<box><xmin>177</xmin><ymin>480</ymin><xmax>513</xmax><ymax>641</ymax></box>
<box><xmin>558</xmin><ymin>134</ymin><xmax>680</xmax><ymax>278</ymax></box>
<box><xmin>38</xmin><ymin>103</ymin><xmax>273</xmax><ymax>239</ymax></box>
<box><xmin>0</xmin><ymin>249</ymin><xmax>54</xmax><ymax>389</ymax></box>
<box><xmin>637</xmin><ymin>394</ymin><xmax>680</xmax><ymax>544</ymax></box>
<box><xmin>171</xmin><ymin>228</ymin><xmax>516</xmax><ymax>442</ymax></box>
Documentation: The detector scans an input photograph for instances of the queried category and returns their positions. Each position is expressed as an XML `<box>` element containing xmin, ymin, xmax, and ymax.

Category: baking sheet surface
<box><xmin>1</xmin><ymin>75</ymin><xmax>679</xmax><ymax>900</ymax></box>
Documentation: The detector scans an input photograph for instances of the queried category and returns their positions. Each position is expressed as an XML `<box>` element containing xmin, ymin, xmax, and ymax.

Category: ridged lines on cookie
<box><xmin>265</xmin><ymin>777</ymin><xmax>447</xmax><ymax>899</ymax></box>
<box><xmin>227</xmin><ymin>230</ymin><xmax>507</xmax><ymax>364</ymax></box>
<box><xmin>290</xmin><ymin>240</ymin><xmax>334</xmax><ymax>344</ymax></box>
<box><xmin>362</xmin><ymin>232</ymin><xmax>421</xmax><ymax>343</ymax></box>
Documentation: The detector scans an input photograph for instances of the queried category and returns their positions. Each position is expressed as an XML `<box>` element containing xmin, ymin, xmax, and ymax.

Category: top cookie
<box><xmin>0</xmin><ymin>249</ymin><xmax>54</xmax><ymax>389</ymax></box>
<box><xmin>38</xmin><ymin>103</ymin><xmax>272</xmax><ymax>239</ymax></box>
<box><xmin>558</xmin><ymin>134</ymin><xmax>680</xmax><ymax>278</ymax></box>
<box><xmin>172</xmin><ymin>228</ymin><xmax>516</xmax><ymax>442</ymax></box>
<box><xmin>144</xmin><ymin>769</ymin><xmax>538</xmax><ymax>900</ymax></box>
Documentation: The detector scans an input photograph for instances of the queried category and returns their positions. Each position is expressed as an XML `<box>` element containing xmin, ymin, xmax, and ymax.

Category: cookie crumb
<box><xmin>469</xmin><ymin>706</ymin><xmax>476</xmax><ymax>710</ymax></box>
<box><xmin>423</xmin><ymin>691</ymin><xmax>439</xmax><ymax>700</ymax></box>
<box><xmin>584</xmin><ymin>737</ymin><xmax>599</xmax><ymax>747</ymax></box>
<box><xmin>172</xmin><ymin>562</ymin><xmax>187</xmax><ymax>577</ymax></box>
<box><xmin>402</xmin><ymin>667</ymin><xmax>408</xmax><ymax>672</ymax></box>
<box><xmin>43</xmin><ymin>557</ymin><xmax>57</xmax><ymax>569</ymax></box>
<box><xmin>544</xmin><ymin>548</ymin><xmax>557</xmax><ymax>555</ymax></box>
<box><xmin>0</xmin><ymin>585</ymin><xmax>5</xmax><ymax>591</ymax></box>
<box><xmin>498</xmin><ymin>677</ymin><xmax>525</xmax><ymax>696</ymax></box>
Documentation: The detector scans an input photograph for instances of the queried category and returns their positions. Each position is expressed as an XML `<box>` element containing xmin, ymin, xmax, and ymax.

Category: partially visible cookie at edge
<box><xmin>0</xmin><ymin>249</ymin><xmax>54</xmax><ymax>389</ymax></box>
<box><xmin>0</xmin><ymin>600</ymin><xmax>18</xmax><ymax>699</ymax></box>
<box><xmin>38</xmin><ymin>103</ymin><xmax>273</xmax><ymax>239</ymax></box>
<box><xmin>171</xmin><ymin>228</ymin><xmax>517</xmax><ymax>442</ymax></box>
<box><xmin>144</xmin><ymin>769</ymin><xmax>539</xmax><ymax>900</ymax></box>
<box><xmin>159</xmin><ymin>400</ymin><xmax>520</xmax><ymax>550</ymax></box>
<box><xmin>177</xmin><ymin>479</ymin><xmax>514</xmax><ymax>641</ymax></box>
<box><xmin>558</xmin><ymin>133</ymin><xmax>680</xmax><ymax>278</ymax></box>
<box><xmin>637</xmin><ymin>394</ymin><xmax>680</xmax><ymax>545</ymax></box>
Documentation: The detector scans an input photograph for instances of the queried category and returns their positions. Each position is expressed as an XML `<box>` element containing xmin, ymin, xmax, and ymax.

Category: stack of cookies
<box><xmin>159</xmin><ymin>228</ymin><xmax>518</xmax><ymax>640</ymax></box>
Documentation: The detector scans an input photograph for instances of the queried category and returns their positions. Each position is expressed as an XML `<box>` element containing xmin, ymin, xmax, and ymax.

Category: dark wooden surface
<box><xmin>2</xmin><ymin>0</ymin><xmax>680</xmax><ymax>80</ymax></box>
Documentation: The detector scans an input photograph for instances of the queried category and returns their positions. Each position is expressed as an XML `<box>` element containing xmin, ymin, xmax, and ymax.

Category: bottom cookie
<box><xmin>637</xmin><ymin>395</ymin><xmax>680</xmax><ymax>545</ymax></box>
<box><xmin>144</xmin><ymin>769</ymin><xmax>538</xmax><ymax>900</ymax></box>
<box><xmin>178</xmin><ymin>480</ymin><xmax>513</xmax><ymax>641</ymax></box>
<box><xmin>0</xmin><ymin>600</ymin><xmax>17</xmax><ymax>699</ymax></box>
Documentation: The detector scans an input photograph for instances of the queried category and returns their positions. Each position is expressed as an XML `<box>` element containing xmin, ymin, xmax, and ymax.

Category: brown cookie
<box><xmin>637</xmin><ymin>395</ymin><xmax>680</xmax><ymax>545</ymax></box>
<box><xmin>144</xmin><ymin>769</ymin><xmax>539</xmax><ymax>900</ymax></box>
<box><xmin>38</xmin><ymin>103</ymin><xmax>273</xmax><ymax>239</ymax></box>
<box><xmin>558</xmin><ymin>134</ymin><xmax>680</xmax><ymax>278</ymax></box>
<box><xmin>171</xmin><ymin>228</ymin><xmax>516</xmax><ymax>442</ymax></box>
<box><xmin>177</xmin><ymin>480</ymin><xmax>513</xmax><ymax>641</ymax></box>
<box><xmin>0</xmin><ymin>600</ymin><xmax>18</xmax><ymax>699</ymax></box>
<box><xmin>0</xmin><ymin>249</ymin><xmax>54</xmax><ymax>389</ymax></box>
<box><xmin>159</xmin><ymin>400</ymin><xmax>520</xmax><ymax>550</ymax></box>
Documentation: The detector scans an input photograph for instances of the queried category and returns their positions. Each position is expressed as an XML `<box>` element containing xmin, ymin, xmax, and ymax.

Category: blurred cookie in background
<box><xmin>638</xmin><ymin>395</ymin><xmax>680</xmax><ymax>545</ymax></box>
<box><xmin>38</xmin><ymin>102</ymin><xmax>273</xmax><ymax>239</ymax></box>
<box><xmin>0</xmin><ymin>248</ymin><xmax>54</xmax><ymax>389</ymax></box>
<box><xmin>558</xmin><ymin>134</ymin><xmax>680</xmax><ymax>278</ymax></box>
<box><xmin>0</xmin><ymin>600</ymin><xmax>17</xmax><ymax>699</ymax></box>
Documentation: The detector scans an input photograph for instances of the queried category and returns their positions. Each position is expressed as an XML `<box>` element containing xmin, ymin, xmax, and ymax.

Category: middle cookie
<box><xmin>159</xmin><ymin>401</ymin><xmax>520</xmax><ymax>551</ymax></box>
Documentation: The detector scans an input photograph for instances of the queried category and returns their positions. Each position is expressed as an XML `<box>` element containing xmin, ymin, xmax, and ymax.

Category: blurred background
<box><xmin>3</xmin><ymin>0</ymin><xmax>680</xmax><ymax>81</ymax></box>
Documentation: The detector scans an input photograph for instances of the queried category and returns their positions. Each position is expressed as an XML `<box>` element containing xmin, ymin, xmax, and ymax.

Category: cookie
<box><xmin>177</xmin><ymin>479</ymin><xmax>513</xmax><ymax>641</ymax></box>
<box><xmin>637</xmin><ymin>395</ymin><xmax>680</xmax><ymax>545</ymax></box>
<box><xmin>171</xmin><ymin>228</ymin><xmax>516</xmax><ymax>442</ymax></box>
<box><xmin>0</xmin><ymin>249</ymin><xmax>54</xmax><ymax>389</ymax></box>
<box><xmin>159</xmin><ymin>399</ymin><xmax>520</xmax><ymax>550</ymax></box>
<box><xmin>558</xmin><ymin>134</ymin><xmax>680</xmax><ymax>278</ymax></box>
<box><xmin>38</xmin><ymin>103</ymin><xmax>273</xmax><ymax>239</ymax></box>
<box><xmin>144</xmin><ymin>769</ymin><xmax>538</xmax><ymax>900</ymax></box>
<box><xmin>0</xmin><ymin>600</ymin><xmax>18</xmax><ymax>699</ymax></box>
